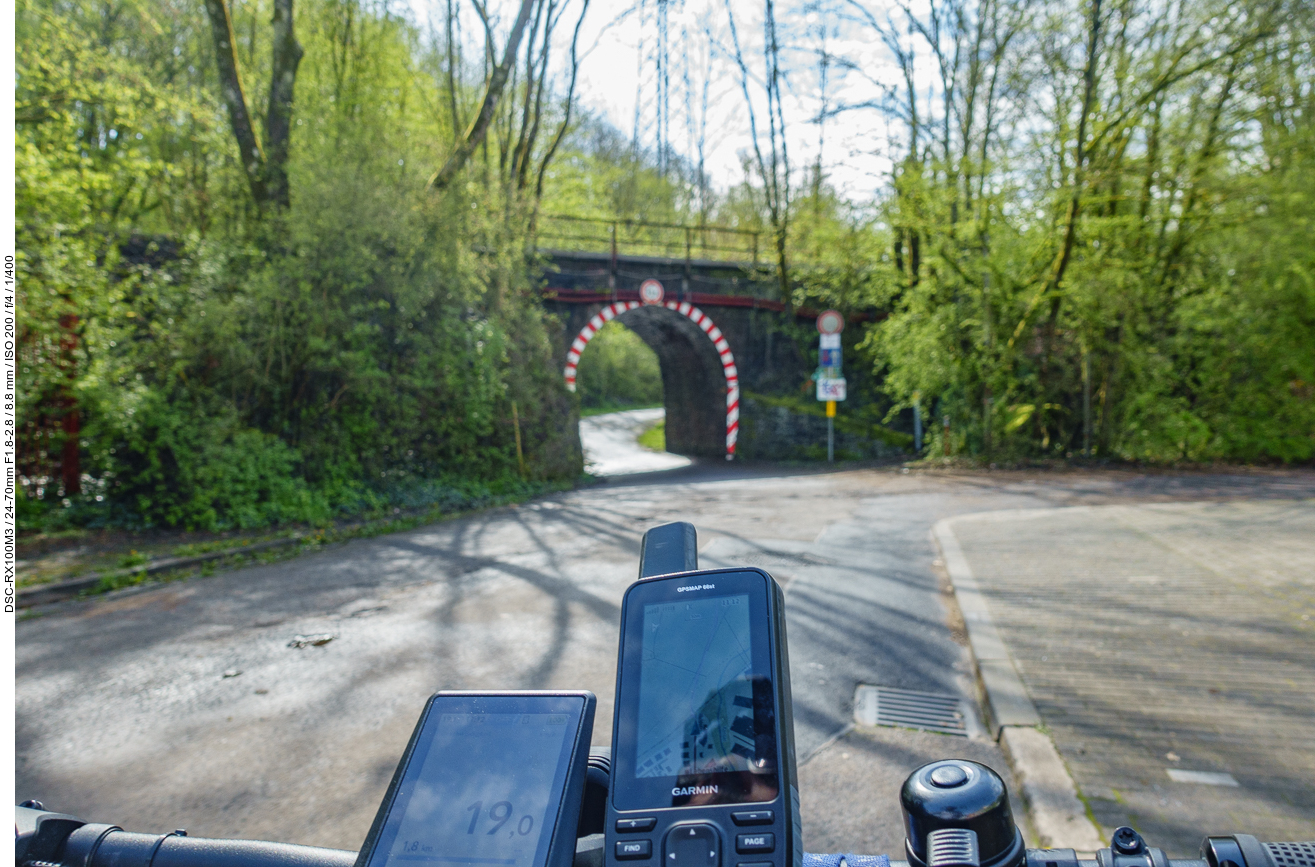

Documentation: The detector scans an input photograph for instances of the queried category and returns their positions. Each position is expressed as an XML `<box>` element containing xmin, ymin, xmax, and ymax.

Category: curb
<box><xmin>17</xmin><ymin>535</ymin><xmax>306</xmax><ymax>608</ymax></box>
<box><xmin>932</xmin><ymin>518</ymin><xmax>1105</xmax><ymax>854</ymax></box>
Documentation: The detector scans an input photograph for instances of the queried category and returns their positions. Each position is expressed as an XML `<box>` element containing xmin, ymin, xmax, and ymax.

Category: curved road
<box><xmin>579</xmin><ymin>407</ymin><xmax>690</xmax><ymax>476</ymax></box>
<box><xmin>17</xmin><ymin>457</ymin><xmax>1312</xmax><ymax>855</ymax></box>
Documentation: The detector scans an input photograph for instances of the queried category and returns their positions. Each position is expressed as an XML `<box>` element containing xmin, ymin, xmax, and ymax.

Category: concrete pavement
<box><xmin>941</xmin><ymin>500</ymin><xmax>1315</xmax><ymax>856</ymax></box>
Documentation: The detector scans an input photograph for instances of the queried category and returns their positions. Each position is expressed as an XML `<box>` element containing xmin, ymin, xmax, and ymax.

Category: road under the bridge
<box><xmin>579</xmin><ymin>407</ymin><xmax>690</xmax><ymax>476</ymax></box>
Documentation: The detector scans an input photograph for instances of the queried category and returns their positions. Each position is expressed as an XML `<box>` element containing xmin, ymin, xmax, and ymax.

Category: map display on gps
<box><xmin>634</xmin><ymin>594</ymin><xmax>762</xmax><ymax>779</ymax></box>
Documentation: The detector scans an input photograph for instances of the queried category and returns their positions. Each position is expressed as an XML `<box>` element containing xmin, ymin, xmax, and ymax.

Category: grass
<box><xmin>638</xmin><ymin>419</ymin><xmax>666</xmax><ymax>452</ymax></box>
<box><xmin>580</xmin><ymin>402</ymin><xmax>663</xmax><ymax>418</ymax></box>
<box><xmin>17</xmin><ymin>476</ymin><xmax>581</xmax><ymax>598</ymax></box>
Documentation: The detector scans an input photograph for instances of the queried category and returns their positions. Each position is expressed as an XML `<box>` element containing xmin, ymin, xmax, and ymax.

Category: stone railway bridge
<box><xmin>538</xmin><ymin>247</ymin><xmax>896</xmax><ymax>462</ymax></box>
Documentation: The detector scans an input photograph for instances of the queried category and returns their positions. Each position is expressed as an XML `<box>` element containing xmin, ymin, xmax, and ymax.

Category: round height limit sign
<box><xmin>639</xmin><ymin>279</ymin><xmax>665</xmax><ymax>305</ymax></box>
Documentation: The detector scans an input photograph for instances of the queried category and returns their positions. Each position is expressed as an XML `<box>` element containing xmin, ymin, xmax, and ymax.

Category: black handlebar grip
<box><xmin>575</xmin><ymin>747</ymin><xmax>612</xmax><ymax>838</ymax></box>
<box><xmin>151</xmin><ymin>835</ymin><xmax>356</xmax><ymax>867</ymax></box>
<box><xmin>1204</xmin><ymin>839</ymin><xmax>1315</xmax><ymax>867</ymax></box>
<box><xmin>56</xmin><ymin>825</ymin><xmax>356</xmax><ymax>867</ymax></box>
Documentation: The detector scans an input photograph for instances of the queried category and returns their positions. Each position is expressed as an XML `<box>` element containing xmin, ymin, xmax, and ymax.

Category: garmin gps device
<box><xmin>356</xmin><ymin>691</ymin><xmax>597</xmax><ymax>867</ymax></box>
<box><xmin>606</xmin><ymin>568</ymin><xmax>801</xmax><ymax>867</ymax></box>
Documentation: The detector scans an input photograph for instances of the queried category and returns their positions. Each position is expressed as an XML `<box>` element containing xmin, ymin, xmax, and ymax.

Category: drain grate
<box><xmin>853</xmin><ymin>685</ymin><xmax>969</xmax><ymax>736</ymax></box>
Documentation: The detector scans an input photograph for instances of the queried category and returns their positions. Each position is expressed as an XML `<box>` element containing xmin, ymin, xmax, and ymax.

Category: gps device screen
<box><xmin>614</xmin><ymin>572</ymin><xmax>781</xmax><ymax>809</ymax></box>
<box><xmin>360</xmin><ymin>694</ymin><xmax>592</xmax><ymax>867</ymax></box>
<box><xmin>636</xmin><ymin>593</ymin><xmax>757</xmax><ymax>778</ymax></box>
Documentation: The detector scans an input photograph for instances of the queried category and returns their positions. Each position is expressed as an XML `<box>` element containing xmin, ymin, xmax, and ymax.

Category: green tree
<box><xmin>574</xmin><ymin>322</ymin><xmax>663</xmax><ymax>412</ymax></box>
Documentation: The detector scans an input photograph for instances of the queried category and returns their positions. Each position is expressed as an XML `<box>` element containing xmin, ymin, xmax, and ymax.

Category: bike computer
<box><xmin>606</xmin><ymin>568</ymin><xmax>800</xmax><ymax>867</ymax></box>
<box><xmin>357</xmin><ymin>691</ymin><xmax>596</xmax><ymax>867</ymax></box>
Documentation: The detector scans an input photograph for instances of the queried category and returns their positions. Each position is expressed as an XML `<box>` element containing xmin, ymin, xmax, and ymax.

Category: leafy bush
<box><xmin>96</xmin><ymin>393</ymin><xmax>325</xmax><ymax>531</ymax></box>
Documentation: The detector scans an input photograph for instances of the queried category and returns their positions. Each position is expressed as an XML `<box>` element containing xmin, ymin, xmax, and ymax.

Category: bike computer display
<box><xmin>357</xmin><ymin>691</ymin><xmax>596</xmax><ymax>867</ymax></box>
<box><xmin>606</xmin><ymin>569</ymin><xmax>801</xmax><ymax>867</ymax></box>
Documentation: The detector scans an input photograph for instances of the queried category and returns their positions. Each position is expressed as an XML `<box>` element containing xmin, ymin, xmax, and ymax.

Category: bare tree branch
<box><xmin>512</xmin><ymin>0</ymin><xmax>553</xmax><ymax>189</ymax></box>
<box><xmin>429</xmin><ymin>0</ymin><xmax>537</xmax><ymax>192</ymax></box>
<box><xmin>446</xmin><ymin>0</ymin><xmax>462</xmax><ymax>143</ymax></box>
<box><xmin>533</xmin><ymin>0</ymin><xmax>591</xmax><ymax>205</ymax></box>
<box><xmin>723</xmin><ymin>0</ymin><xmax>793</xmax><ymax>309</ymax></box>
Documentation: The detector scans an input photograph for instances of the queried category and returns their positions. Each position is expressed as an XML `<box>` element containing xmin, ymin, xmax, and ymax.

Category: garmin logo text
<box><xmin>672</xmin><ymin>785</ymin><xmax>719</xmax><ymax>796</ymax></box>
<box><xmin>676</xmin><ymin>584</ymin><xmax>715</xmax><ymax>593</ymax></box>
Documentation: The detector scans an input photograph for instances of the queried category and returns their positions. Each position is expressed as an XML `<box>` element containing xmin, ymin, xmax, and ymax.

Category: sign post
<box><xmin>815</xmin><ymin>310</ymin><xmax>845</xmax><ymax>463</ymax></box>
<box><xmin>912</xmin><ymin>391</ymin><xmax>923</xmax><ymax>453</ymax></box>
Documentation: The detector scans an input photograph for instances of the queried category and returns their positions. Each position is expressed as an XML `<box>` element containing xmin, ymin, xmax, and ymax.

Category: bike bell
<box><xmin>900</xmin><ymin>760</ymin><xmax>1025</xmax><ymax>867</ymax></box>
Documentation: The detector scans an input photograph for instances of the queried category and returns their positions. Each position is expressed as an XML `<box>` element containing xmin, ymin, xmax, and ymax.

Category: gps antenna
<box><xmin>638</xmin><ymin>522</ymin><xmax>698</xmax><ymax>579</ymax></box>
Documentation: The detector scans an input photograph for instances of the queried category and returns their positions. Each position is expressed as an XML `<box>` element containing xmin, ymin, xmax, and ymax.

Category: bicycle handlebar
<box><xmin>67</xmin><ymin>827</ymin><xmax>356</xmax><ymax>867</ymax></box>
<box><xmin>16</xmin><ymin>810</ymin><xmax>356</xmax><ymax>867</ymax></box>
<box><xmin>16</xmin><ymin>805</ymin><xmax>1314</xmax><ymax>867</ymax></box>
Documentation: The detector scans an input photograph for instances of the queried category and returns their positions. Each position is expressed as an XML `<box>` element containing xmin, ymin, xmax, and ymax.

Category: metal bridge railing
<box><xmin>535</xmin><ymin>214</ymin><xmax>763</xmax><ymax>267</ymax></box>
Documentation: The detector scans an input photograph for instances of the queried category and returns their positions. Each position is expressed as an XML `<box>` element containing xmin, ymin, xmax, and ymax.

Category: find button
<box><xmin>929</xmin><ymin>765</ymin><xmax>969</xmax><ymax>788</ymax></box>
<box><xmin>616</xmin><ymin>841</ymin><xmax>653</xmax><ymax>860</ymax></box>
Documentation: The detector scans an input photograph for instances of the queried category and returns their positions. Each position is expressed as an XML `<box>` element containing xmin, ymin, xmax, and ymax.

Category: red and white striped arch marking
<box><xmin>564</xmin><ymin>300</ymin><xmax>740</xmax><ymax>460</ymax></box>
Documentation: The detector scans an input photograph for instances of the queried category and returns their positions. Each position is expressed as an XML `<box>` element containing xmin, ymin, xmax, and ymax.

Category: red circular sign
<box><xmin>640</xmin><ymin>279</ymin><xmax>665</xmax><ymax>305</ymax></box>
<box><xmin>816</xmin><ymin>309</ymin><xmax>844</xmax><ymax>335</ymax></box>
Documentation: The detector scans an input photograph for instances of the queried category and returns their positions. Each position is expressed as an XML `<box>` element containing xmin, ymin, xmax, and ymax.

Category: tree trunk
<box><xmin>1008</xmin><ymin>0</ymin><xmax>1102</xmax><ymax>351</ymax></box>
<box><xmin>204</xmin><ymin>0</ymin><xmax>302</xmax><ymax>212</ymax></box>
<box><xmin>59</xmin><ymin>313</ymin><xmax>81</xmax><ymax>496</ymax></box>
<box><xmin>264</xmin><ymin>0</ymin><xmax>304</xmax><ymax>210</ymax></box>
<box><xmin>532</xmin><ymin>0</ymin><xmax>591</xmax><ymax>207</ymax></box>
<box><xmin>1048</xmin><ymin>0</ymin><xmax>1103</xmax><ymax>306</ymax></box>
<box><xmin>203</xmin><ymin>0</ymin><xmax>267</xmax><ymax>206</ymax></box>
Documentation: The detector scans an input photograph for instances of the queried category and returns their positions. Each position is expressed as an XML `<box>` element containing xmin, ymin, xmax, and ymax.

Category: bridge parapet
<box><xmin>538</xmin><ymin>213</ymin><xmax>763</xmax><ymax>268</ymax></box>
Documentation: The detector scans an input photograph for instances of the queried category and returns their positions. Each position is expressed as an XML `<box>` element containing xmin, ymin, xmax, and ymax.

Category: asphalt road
<box><xmin>17</xmin><ymin>449</ymin><xmax>1314</xmax><ymax>855</ymax></box>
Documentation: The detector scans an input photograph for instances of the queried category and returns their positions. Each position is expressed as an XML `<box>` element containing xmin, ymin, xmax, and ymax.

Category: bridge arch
<box><xmin>564</xmin><ymin>300</ymin><xmax>740</xmax><ymax>460</ymax></box>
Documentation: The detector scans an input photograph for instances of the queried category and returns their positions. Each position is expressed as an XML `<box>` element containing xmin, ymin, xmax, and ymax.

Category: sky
<box><xmin>404</xmin><ymin>0</ymin><xmax>923</xmax><ymax>203</ymax></box>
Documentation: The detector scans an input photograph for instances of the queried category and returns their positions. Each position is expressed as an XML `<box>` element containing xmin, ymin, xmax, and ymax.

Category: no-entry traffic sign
<box><xmin>816</xmin><ymin>309</ymin><xmax>844</xmax><ymax>335</ymax></box>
